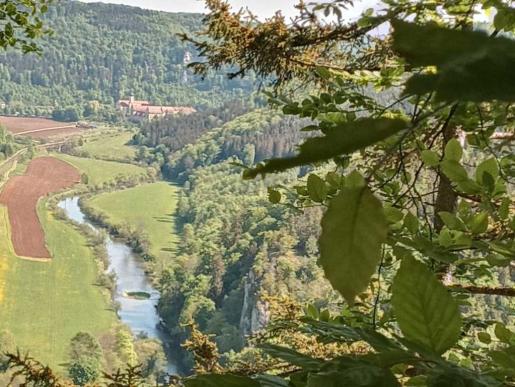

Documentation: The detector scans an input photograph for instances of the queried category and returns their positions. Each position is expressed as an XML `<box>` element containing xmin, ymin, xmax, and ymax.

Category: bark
<box><xmin>434</xmin><ymin>122</ymin><xmax>458</xmax><ymax>232</ymax></box>
<box><xmin>449</xmin><ymin>285</ymin><xmax>515</xmax><ymax>297</ymax></box>
<box><xmin>434</xmin><ymin>106</ymin><xmax>459</xmax><ymax>279</ymax></box>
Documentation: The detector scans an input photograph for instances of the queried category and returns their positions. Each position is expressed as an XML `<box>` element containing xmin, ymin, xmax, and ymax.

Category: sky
<box><xmin>79</xmin><ymin>0</ymin><xmax>304</xmax><ymax>19</ymax></box>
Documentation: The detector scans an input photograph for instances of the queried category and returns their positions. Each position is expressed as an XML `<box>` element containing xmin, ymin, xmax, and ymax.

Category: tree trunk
<box><xmin>434</xmin><ymin>121</ymin><xmax>458</xmax><ymax>280</ymax></box>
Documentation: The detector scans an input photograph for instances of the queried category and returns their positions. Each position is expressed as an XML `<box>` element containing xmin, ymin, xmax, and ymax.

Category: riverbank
<box><xmin>81</xmin><ymin>181</ymin><xmax>179</xmax><ymax>265</ymax></box>
<box><xmin>0</xmin><ymin>151</ymin><xmax>170</xmax><ymax>374</ymax></box>
<box><xmin>58</xmin><ymin>196</ymin><xmax>177</xmax><ymax>373</ymax></box>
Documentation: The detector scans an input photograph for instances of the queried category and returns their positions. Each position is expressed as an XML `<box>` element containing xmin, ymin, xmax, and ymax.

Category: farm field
<box><xmin>56</xmin><ymin>153</ymin><xmax>148</xmax><ymax>186</ymax></box>
<box><xmin>0</xmin><ymin>157</ymin><xmax>80</xmax><ymax>258</ymax></box>
<box><xmin>79</xmin><ymin>131</ymin><xmax>137</xmax><ymax>161</ymax></box>
<box><xmin>0</xmin><ymin>202</ymin><xmax>116</xmax><ymax>370</ymax></box>
<box><xmin>87</xmin><ymin>182</ymin><xmax>179</xmax><ymax>260</ymax></box>
<box><xmin>0</xmin><ymin>116</ymin><xmax>86</xmax><ymax>139</ymax></box>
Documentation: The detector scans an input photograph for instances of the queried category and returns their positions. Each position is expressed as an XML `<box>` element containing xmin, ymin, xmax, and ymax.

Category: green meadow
<box><xmin>79</xmin><ymin>131</ymin><xmax>137</xmax><ymax>162</ymax></box>
<box><xmin>0</xmin><ymin>151</ymin><xmax>179</xmax><ymax>373</ymax></box>
<box><xmin>0</xmin><ymin>202</ymin><xmax>116</xmax><ymax>371</ymax></box>
<box><xmin>55</xmin><ymin>153</ymin><xmax>147</xmax><ymax>186</ymax></box>
<box><xmin>87</xmin><ymin>182</ymin><xmax>179</xmax><ymax>260</ymax></box>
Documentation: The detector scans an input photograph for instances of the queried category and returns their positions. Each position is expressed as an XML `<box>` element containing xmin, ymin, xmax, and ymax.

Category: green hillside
<box><xmin>0</xmin><ymin>0</ymin><xmax>254</xmax><ymax>120</ymax></box>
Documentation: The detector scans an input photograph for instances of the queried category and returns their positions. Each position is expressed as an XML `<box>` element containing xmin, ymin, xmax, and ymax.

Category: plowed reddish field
<box><xmin>0</xmin><ymin>116</ymin><xmax>83</xmax><ymax>139</ymax></box>
<box><xmin>0</xmin><ymin>157</ymin><xmax>80</xmax><ymax>259</ymax></box>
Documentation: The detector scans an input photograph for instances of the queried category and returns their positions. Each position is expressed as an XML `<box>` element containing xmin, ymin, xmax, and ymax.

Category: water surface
<box><xmin>58</xmin><ymin>196</ymin><xmax>176</xmax><ymax>372</ymax></box>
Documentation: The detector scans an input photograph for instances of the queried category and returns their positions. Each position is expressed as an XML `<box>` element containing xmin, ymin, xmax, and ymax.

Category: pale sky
<box><xmin>79</xmin><ymin>0</ymin><xmax>304</xmax><ymax>18</ymax></box>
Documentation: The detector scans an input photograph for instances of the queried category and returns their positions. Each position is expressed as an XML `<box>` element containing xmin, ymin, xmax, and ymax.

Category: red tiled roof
<box><xmin>133</xmin><ymin>105</ymin><xmax>150</xmax><ymax>114</ymax></box>
<box><xmin>132</xmin><ymin>105</ymin><xmax>196</xmax><ymax>115</ymax></box>
<box><xmin>162</xmin><ymin>106</ymin><xmax>196</xmax><ymax>114</ymax></box>
<box><xmin>119</xmin><ymin>99</ymin><xmax>150</xmax><ymax>105</ymax></box>
<box><xmin>119</xmin><ymin>97</ymin><xmax>196</xmax><ymax>117</ymax></box>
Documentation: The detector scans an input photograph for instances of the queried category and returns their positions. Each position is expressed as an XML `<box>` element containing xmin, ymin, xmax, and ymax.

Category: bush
<box><xmin>68</xmin><ymin>359</ymin><xmax>100</xmax><ymax>386</ymax></box>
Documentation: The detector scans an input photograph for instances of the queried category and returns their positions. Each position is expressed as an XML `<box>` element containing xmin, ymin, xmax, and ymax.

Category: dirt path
<box><xmin>0</xmin><ymin>157</ymin><xmax>80</xmax><ymax>259</ymax></box>
<box><xmin>14</xmin><ymin>125</ymin><xmax>77</xmax><ymax>136</ymax></box>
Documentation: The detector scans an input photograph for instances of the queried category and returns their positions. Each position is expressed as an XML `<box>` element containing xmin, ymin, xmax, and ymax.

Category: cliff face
<box><xmin>239</xmin><ymin>270</ymin><xmax>270</xmax><ymax>337</ymax></box>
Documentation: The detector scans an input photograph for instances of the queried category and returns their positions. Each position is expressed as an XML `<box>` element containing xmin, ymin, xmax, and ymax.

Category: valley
<box><xmin>0</xmin><ymin>108</ymin><xmax>327</xmax><ymax>379</ymax></box>
<box><xmin>0</xmin><ymin>0</ymin><xmax>512</xmax><ymax>385</ymax></box>
<box><xmin>0</xmin><ymin>127</ymin><xmax>180</xmax><ymax>376</ymax></box>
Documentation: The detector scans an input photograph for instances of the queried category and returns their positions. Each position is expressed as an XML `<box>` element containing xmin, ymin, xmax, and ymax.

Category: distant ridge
<box><xmin>0</xmin><ymin>0</ymin><xmax>255</xmax><ymax>119</ymax></box>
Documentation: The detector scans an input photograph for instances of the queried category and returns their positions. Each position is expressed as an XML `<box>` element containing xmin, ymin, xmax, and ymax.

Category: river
<box><xmin>58</xmin><ymin>196</ymin><xmax>177</xmax><ymax>373</ymax></box>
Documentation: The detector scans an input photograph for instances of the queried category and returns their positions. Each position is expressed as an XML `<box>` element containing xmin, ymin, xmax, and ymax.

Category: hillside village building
<box><xmin>117</xmin><ymin>96</ymin><xmax>196</xmax><ymax>122</ymax></box>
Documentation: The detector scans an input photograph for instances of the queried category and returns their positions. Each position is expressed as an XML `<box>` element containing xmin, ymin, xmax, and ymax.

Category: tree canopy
<box><xmin>0</xmin><ymin>0</ymin><xmax>52</xmax><ymax>53</ymax></box>
<box><xmin>182</xmin><ymin>0</ymin><xmax>515</xmax><ymax>385</ymax></box>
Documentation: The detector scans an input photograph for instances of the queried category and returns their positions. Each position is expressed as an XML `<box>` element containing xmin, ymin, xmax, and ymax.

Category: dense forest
<box><xmin>0</xmin><ymin>1</ymin><xmax>255</xmax><ymax>120</ymax></box>
<box><xmin>134</xmin><ymin>108</ymin><xmax>312</xmax><ymax>180</ymax></box>
<box><xmin>152</xmin><ymin>110</ymin><xmax>332</xmax><ymax>368</ymax></box>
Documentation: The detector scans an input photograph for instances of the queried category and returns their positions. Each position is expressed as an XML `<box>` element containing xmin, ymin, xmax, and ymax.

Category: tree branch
<box><xmin>449</xmin><ymin>285</ymin><xmax>515</xmax><ymax>297</ymax></box>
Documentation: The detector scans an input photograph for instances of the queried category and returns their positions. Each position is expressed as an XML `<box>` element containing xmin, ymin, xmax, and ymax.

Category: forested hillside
<box><xmin>0</xmin><ymin>1</ymin><xmax>254</xmax><ymax>120</ymax></box>
<box><xmin>134</xmin><ymin>108</ymin><xmax>312</xmax><ymax>180</ymax></box>
<box><xmin>153</xmin><ymin>110</ymin><xmax>332</xmax><ymax>367</ymax></box>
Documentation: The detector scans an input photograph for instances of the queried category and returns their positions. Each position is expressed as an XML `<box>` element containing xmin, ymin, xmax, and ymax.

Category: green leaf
<box><xmin>325</xmin><ymin>171</ymin><xmax>342</xmax><ymax>189</ymax></box>
<box><xmin>494</xmin><ymin>323</ymin><xmax>513</xmax><ymax>344</ymax></box>
<box><xmin>392</xmin><ymin>20</ymin><xmax>515</xmax><ymax>102</ymax></box>
<box><xmin>255</xmin><ymin>375</ymin><xmax>289</xmax><ymax>387</ymax></box>
<box><xmin>494</xmin><ymin>6</ymin><xmax>515</xmax><ymax>32</ymax></box>
<box><xmin>440</xmin><ymin>160</ymin><xmax>469</xmax><ymax>183</ymax></box>
<box><xmin>243</xmin><ymin>118</ymin><xmax>407</xmax><ymax>179</ymax></box>
<box><xmin>475</xmin><ymin>158</ymin><xmax>499</xmax><ymax>188</ymax></box>
<box><xmin>478</xmin><ymin>332</ymin><xmax>491</xmax><ymax>344</ymax></box>
<box><xmin>260</xmin><ymin>344</ymin><xmax>323</xmax><ymax>370</ymax></box>
<box><xmin>421</xmin><ymin>150</ymin><xmax>440</xmax><ymax>167</ymax></box>
<box><xmin>406</xmin><ymin>376</ymin><xmax>427</xmax><ymax>386</ymax></box>
<box><xmin>307</xmin><ymin>367</ymin><xmax>400</xmax><ymax>387</ymax></box>
<box><xmin>444</xmin><ymin>139</ymin><xmax>463</xmax><ymax>162</ymax></box>
<box><xmin>480</xmin><ymin>172</ymin><xmax>496</xmax><ymax>194</ymax></box>
<box><xmin>438</xmin><ymin>228</ymin><xmax>453</xmax><ymax>248</ymax></box>
<box><xmin>486</xmin><ymin>253</ymin><xmax>511</xmax><ymax>267</ymax></box>
<box><xmin>489</xmin><ymin>349</ymin><xmax>515</xmax><ymax>370</ymax></box>
<box><xmin>499</xmin><ymin>198</ymin><xmax>510</xmax><ymax>219</ymax></box>
<box><xmin>184</xmin><ymin>374</ymin><xmax>261</xmax><ymax>387</ymax></box>
<box><xmin>403</xmin><ymin>212</ymin><xmax>419</xmax><ymax>234</ymax></box>
<box><xmin>476</xmin><ymin>158</ymin><xmax>499</xmax><ymax>181</ymax></box>
<box><xmin>319</xmin><ymin>185</ymin><xmax>388</xmax><ymax>304</ymax></box>
<box><xmin>437</xmin><ymin>212</ymin><xmax>466</xmax><ymax>231</ymax></box>
<box><xmin>346</xmin><ymin>170</ymin><xmax>366</xmax><ymax>188</ymax></box>
<box><xmin>468</xmin><ymin>212</ymin><xmax>489</xmax><ymax>234</ymax></box>
<box><xmin>426</xmin><ymin>366</ymin><xmax>494</xmax><ymax>387</ymax></box>
<box><xmin>267</xmin><ymin>188</ymin><xmax>281</xmax><ymax>204</ymax></box>
<box><xmin>307</xmin><ymin>174</ymin><xmax>328</xmax><ymax>202</ymax></box>
<box><xmin>305</xmin><ymin>304</ymin><xmax>319</xmax><ymax>319</ymax></box>
<box><xmin>391</xmin><ymin>257</ymin><xmax>462</xmax><ymax>355</ymax></box>
<box><xmin>307</xmin><ymin>358</ymin><xmax>400</xmax><ymax>387</ymax></box>
<box><xmin>456</xmin><ymin>179</ymin><xmax>482</xmax><ymax>195</ymax></box>
<box><xmin>319</xmin><ymin>309</ymin><xmax>330</xmax><ymax>322</ymax></box>
<box><xmin>384</xmin><ymin>205</ymin><xmax>404</xmax><ymax>224</ymax></box>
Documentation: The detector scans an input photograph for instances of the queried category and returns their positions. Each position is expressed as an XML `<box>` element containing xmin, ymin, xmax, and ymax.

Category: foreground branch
<box><xmin>449</xmin><ymin>285</ymin><xmax>515</xmax><ymax>297</ymax></box>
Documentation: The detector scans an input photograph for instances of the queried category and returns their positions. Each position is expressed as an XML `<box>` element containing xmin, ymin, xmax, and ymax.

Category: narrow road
<box><xmin>14</xmin><ymin>124</ymin><xmax>77</xmax><ymax>136</ymax></box>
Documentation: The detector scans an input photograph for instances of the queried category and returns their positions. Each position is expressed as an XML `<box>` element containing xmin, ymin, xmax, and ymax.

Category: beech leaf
<box><xmin>392</xmin><ymin>257</ymin><xmax>462</xmax><ymax>355</ymax></box>
<box><xmin>319</xmin><ymin>185</ymin><xmax>388</xmax><ymax>304</ymax></box>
